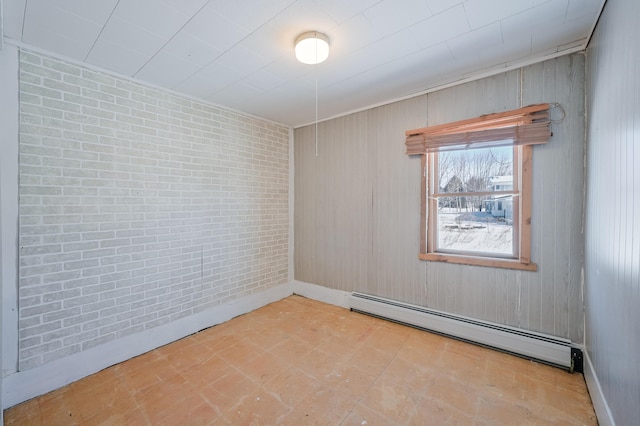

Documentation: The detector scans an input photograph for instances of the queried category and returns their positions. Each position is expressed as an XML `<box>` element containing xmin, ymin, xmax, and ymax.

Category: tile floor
<box><xmin>4</xmin><ymin>295</ymin><xmax>596</xmax><ymax>425</ymax></box>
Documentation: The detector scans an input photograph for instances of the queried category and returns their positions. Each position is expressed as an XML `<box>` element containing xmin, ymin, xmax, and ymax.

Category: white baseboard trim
<box><xmin>3</xmin><ymin>283</ymin><xmax>293</xmax><ymax>409</ymax></box>
<box><xmin>291</xmin><ymin>280</ymin><xmax>351</xmax><ymax>309</ymax></box>
<box><xmin>583</xmin><ymin>351</ymin><xmax>615</xmax><ymax>426</ymax></box>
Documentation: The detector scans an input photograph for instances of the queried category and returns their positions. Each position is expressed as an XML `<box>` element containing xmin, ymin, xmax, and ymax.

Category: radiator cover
<box><xmin>350</xmin><ymin>292</ymin><xmax>574</xmax><ymax>370</ymax></box>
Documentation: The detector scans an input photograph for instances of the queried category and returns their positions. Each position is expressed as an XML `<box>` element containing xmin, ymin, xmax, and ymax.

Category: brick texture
<box><xmin>17</xmin><ymin>50</ymin><xmax>289</xmax><ymax>370</ymax></box>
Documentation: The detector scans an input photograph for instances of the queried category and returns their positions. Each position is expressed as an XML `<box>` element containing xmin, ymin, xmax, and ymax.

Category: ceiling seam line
<box><xmin>164</xmin><ymin>0</ymin><xmax>300</xmax><ymax>93</ymax></box>
<box><xmin>83</xmin><ymin>0</ymin><xmax>121</xmax><ymax>63</ymax></box>
<box><xmin>131</xmin><ymin>0</ymin><xmax>215</xmax><ymax>77</ymax></box>
<box><xmin>20</xmin><ymin>0</ymin><xmax>28</xmax><ymax>39</ymax></box>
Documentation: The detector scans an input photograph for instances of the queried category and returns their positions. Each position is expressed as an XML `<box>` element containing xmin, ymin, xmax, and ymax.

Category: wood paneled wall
<box><xmin>585</xmin><ymin>0</ymin><xmax>640</xmax><ymax>424</ymax></box>
<box><xmin>295</xmin><ymin>53</ymin><xmax>585</xmax><ymax>342</ymax></box>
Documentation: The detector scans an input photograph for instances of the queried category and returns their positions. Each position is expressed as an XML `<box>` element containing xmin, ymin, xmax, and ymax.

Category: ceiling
<box><xmin>3</xmin><ymin>0</ymin><xmax>604</xmax><ymax>127</ymax></box>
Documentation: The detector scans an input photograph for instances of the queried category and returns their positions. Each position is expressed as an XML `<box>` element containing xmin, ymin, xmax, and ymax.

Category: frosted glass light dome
<box><xmin>295</xmin><ymin>32</ymin><xmax>330</xmax><ymax>65</ymax></box>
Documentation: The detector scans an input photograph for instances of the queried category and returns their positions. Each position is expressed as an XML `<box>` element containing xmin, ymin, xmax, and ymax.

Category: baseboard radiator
<box><xmin>350</xmin><ymin>292</ymin><xmax>579</xmax><ymax>371</ymax></box>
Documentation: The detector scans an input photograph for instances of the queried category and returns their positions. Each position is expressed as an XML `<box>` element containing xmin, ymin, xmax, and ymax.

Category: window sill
<box><xmin>419</xmin><ymin>252</ymin><xmax>537</xmax><ymax>271</ymax></box>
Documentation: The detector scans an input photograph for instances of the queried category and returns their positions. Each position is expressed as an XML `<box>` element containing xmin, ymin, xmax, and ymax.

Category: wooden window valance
<box><xmin>405</xmin><ymin>103</ymin><xmax>551</xmax><ymax>155</ymax></box>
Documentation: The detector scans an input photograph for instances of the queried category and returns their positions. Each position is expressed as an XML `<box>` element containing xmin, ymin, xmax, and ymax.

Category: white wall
<box><xmin>0</xmin><ymin>41</ymin><xmax>21</xmax><ymax>423</ymax></box>
<box><xmin>585</xmin><ymin>0</ymin><xmax>640</xmax><ymax>424</ymax></box>
<box><xmin>1</xmin><ymin>42</ymin><xmax>20</xmax><ymax>374</ymax></box>
<box><xmin>2</xmin><ymin>45</ymin><xmax>292</xmax><ymax>406</ymax></box>
<box><xmin>294</xmin><ymin>53</ymin><xmax>585</xmax><ymax>343</ymax></box>
<box><xmin>0</xmin><ymin>3</ymin><xmax>5</xmax><ymax>416</ymax></box>
<box><xmin>14</xmin><ymin>48</ymin><xmax>290</xmax><ymax>370</ymax></box>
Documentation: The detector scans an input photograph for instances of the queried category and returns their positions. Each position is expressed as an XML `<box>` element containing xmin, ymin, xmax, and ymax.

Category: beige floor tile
<box><xmin>360</xmin><ymin>377</ymin><xmax>421</xmax><ymax>424</ymax></box>
<box><xmin>426</xmin><ymin>373</ymin><xmax>481</xmax><ymax>416</ymax></box>
<box><xmin>3</xmin><ymin>398</ymin><xmax>41</xmax><ymax>425</ymax></box>
<box><xmin>200</xmin><ymin>368</ymin><xmax>255</xmax><ymax>409</ymax></box>
<box><xmin>346</xmin><ymin>344</ymin><xmax>396</xmax><ymax>377</ymax></box>
<box><xmin>341</xmin><ymin>403</ymin><xmax>395</xmax><ymax>425</ymax></box>
<box><xmin>476</xmin><ymin>394</ymin><xmax>552</xmax><ymax>425</ymax></box>
<box><xmin>239</xmin><ymin>350</ymin><xmax>288</xmax><ymax>384</ymax></box>
<box><xmin>380</xmin><ymin>355</ymin><xmax>438</xmax><ymax>395</ymax></box>
<box><xmin>264</xmin><ymin>367</ymin><xmax>323</xmax><ymax>408</ymax></box>
<box><xmin>268</xmin><ymin>335</ymin><xmax>314</xmax><ymax>364</ymax></box>
<box><xmin>322</xmin><ymin>360</ymin><xmax>379</xmax><ymax>401</ymax></box>
<box><xmin>179</xmin><ymin>354</ymin><xmax>231</xmax><ymax>389</ymax></box>
<box><xmin>216</xmin><ymin>390</ymin><xmax>290</xmax><ymax>425</ymax></box>
<box><xmin>411</xmin><ymin>396</ymin><xmax>475</xmax><ymax>425</ymax></box>
<box><xmin>285</xmin><ymin>385</ymin><xmax>354</xmax><ymax>425</ymax></box>
<box><xmin>3</xmin><ymin>295</ymin><xmax>597</xmax><ymax>425</ymax></box>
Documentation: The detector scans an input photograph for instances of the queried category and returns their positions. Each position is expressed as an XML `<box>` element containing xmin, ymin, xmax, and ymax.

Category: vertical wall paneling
<box><xmin>521</xmin><ymin>54</ymin><xmax>586</xmax><ymax>339</ymax></box>
<box><xmin>294</xmin><ymin>54</ymin><xmax>585</xmax><ymax>342</ymax></box>
<box><xmin>585</xmin><ymin>0</ymin><xmax>640</xmax><ymax>424</ymax></box>
<box><xmin>369</xmin><ymin>98</ymin><xmax>427</xmax><ymax>303</ymax></box>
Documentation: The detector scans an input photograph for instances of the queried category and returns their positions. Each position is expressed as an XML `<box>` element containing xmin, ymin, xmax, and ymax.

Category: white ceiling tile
<box><xmin>237</xmin><ymin>24</ymin><xmax>288</xmax><ymax>64</ymax></box>
<box><xmin>158</xmin><ymin>0</ymin><xmax>210</xmax><ymax>17</ymax></box>
<box><xmin>183</xmin><ymin>61</ymin><xmax>242</xmax><ymax>94</ymax></box>
<box><xmin>367</xmin><ymin>30</ymin><xmax>423</xmax><ymax>59</ymax></box>
<box><xmin>425</xmin><ymin>0</ymin><xmax>465</xmax><ymax>14</ymax></box>
<box><xmin>479</xmin><ymin>27</ymin><xmax>532</xmax><ymax>64</ymax></box>
<box><xmin>22</xmin><ymin>0</ymin><xmax>102</xmax><ymax>58</ymax></box>
<box><xmin>329</xmin><ymin>14</ymin><xmax>380</xmax><ymax>56</ymax></box>
<box><xmin>320</xmin><ymin>31</ymin><xmax>422</xmax><ymax>86</ymax></box>
<box><xmin>324</xmin><ymin>42</ymin><xmax>454</xmax><ymax>103</ymax></box>
<box><xmin>112</xmin><ymin>0</ymin><xmax>191</xmax><ymax>39</ymax></box>
<box><xmin>321</xmin><ymin>0</ymin><xmax>382</xmax><ymax>24</ymax></box>
<box><xmin>211</xmin><ymin>0</ymin><xmax>295</xmax><ymax>33</ymax></box>
<box><xmin>500</xmin><ymin>1</ymin><xmax>568</xmax><ymax>47</ymax></box>
<box><xmin>266</xmin><ymin>0</ymin><xmax>338</xmax><ymax>36</ymax></box>
<box><xmin>208</xmin><ymin>82</ymin><xmax>263</xmax><ymax>108</ymax></box>
<box><xmin>566</xmin><ymin>0</ymin><xmax>602</xmax><ymax>22</ymax></box>
<box><xmin>409</xmin><ymin>4</ymin><xmax>470</xmax><ymax>49</ymax></box>
<box><xmin>163</xmin><ymin>32</ymin><xmax>223</xmax><ymax>67</ymax></box>
<box><xmin>241</xmin><ymin>69</ymin><xmax>287</xmax><ymax>92</ymax></box>
<box><xmin>528</xmin><ymin>0</ymin><xmax>570</xmax><ymax>21</ymax></box>
<box><xmin>2</xmin><ymin>0</ymin><xmax>27</xmax><ymax>40</ymax></box>
<box><xmin>214</xmin><ymin>46</ymin><xmax>270</xmax><ymax>78</ymax></box>
<box><xmin>250</xmin><ymin>78</ymin><xmax>317</xmax><ymax>123</ymax></box>
<box><xmin>94</xmin><ymin>16</ymin><xmax>166</xmax><ymax>59</ymax></box>
<box><xmin>384</xmin><ymin>41</ymin><xmax>455</xmax><ymax>83</ymax></box>
<box><xmin>86</xmin><ymin>39</ymin><xmax>151</xmax><ymax>76</ymax></box>
<box><xmin>43</xmin><ymin>0</ymin><xmax>118</xmax><ymax>25</ymax></box>
<box><xmin>463</xmin><ymin>0</ymin><xmax>534</xmax><ymax>29</ymax></box>
<box><xmin>260</xmin><ymin>57</ymin><xmax>311</xmax><ymax>82</ymax></box>
<box><xmin>134</xmin><ymin>50</ymin><xmax>202</xmax><ymax>88</ymax></box>
<box><xmin>182</xmin><ymin>4</ymin><xmax>248</xmax><ymax>52</ymax></box>
<box><xmin>447</xmin><ymin>22</ymin><xmax>503</xmax><ymax>60</ymax></box>
<box><xmin>363</xmin><ymin>0</ymin><xmax>433</xmax><ymax>37</ymax></box>
<box><xmin>22</xmin><ymin>26</ymin><xmax>91</xmax><ymax>59</ymax></box>
<box><xmin>172</xmin><ymin>74</ymin><xmax>217</xmax><ymax>99</ymax></box>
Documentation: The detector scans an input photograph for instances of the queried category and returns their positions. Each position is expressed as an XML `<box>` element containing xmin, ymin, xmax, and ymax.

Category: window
<box><xmin>432</xmin><ymin>146</ymin><xmax>516</xmax><ymax>257</ymax></box>
<box><xmin>405</xmin><ymin>104</ymin><xmax>553</xmax><ymax>271</ymax></box>
<box><xmin>426</xmin><ymin>145</ymin><xmax>531</xmax><ymax>269</ymax></box>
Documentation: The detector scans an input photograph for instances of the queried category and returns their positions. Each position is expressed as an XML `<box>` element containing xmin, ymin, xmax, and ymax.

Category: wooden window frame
<box><xmin>406</xmin><ymin>104</ymin><xmax>551</xmax><ymax>271</ymax></box>
<box><xmin>419</xmin><ymin>145</ymin><xmax>535</xmax><ymax>271</ymax></box>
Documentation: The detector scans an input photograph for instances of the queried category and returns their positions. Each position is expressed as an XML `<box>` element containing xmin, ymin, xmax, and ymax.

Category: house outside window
<box><xmin>485</xmin><ymin>176</ymin><xmax>513</xmax><ymax>220</ymax></box>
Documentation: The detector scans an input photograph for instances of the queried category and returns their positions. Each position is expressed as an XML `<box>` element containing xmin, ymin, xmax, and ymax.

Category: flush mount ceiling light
<box><xmin>295</xmin><ymin>31</ymin><xmax>330</xmax><ymax>64</ymax></box>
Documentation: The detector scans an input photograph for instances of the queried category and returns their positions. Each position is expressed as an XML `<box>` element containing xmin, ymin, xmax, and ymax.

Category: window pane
<box><xmin>437</xmin><ymin>147</ymin><xmax>513</xmax><ymax>194</ymax></box>
<box><xmin>436</xmin><ymin>195</ymin><xmax>514</xmax><ymax>256</ymax></box>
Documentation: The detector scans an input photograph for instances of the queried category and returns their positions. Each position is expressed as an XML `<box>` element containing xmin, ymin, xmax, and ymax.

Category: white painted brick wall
<box><xmin>17</xmin><ymin>50</ymin><xmax>290</xmax><ymax>370</ymax></box>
